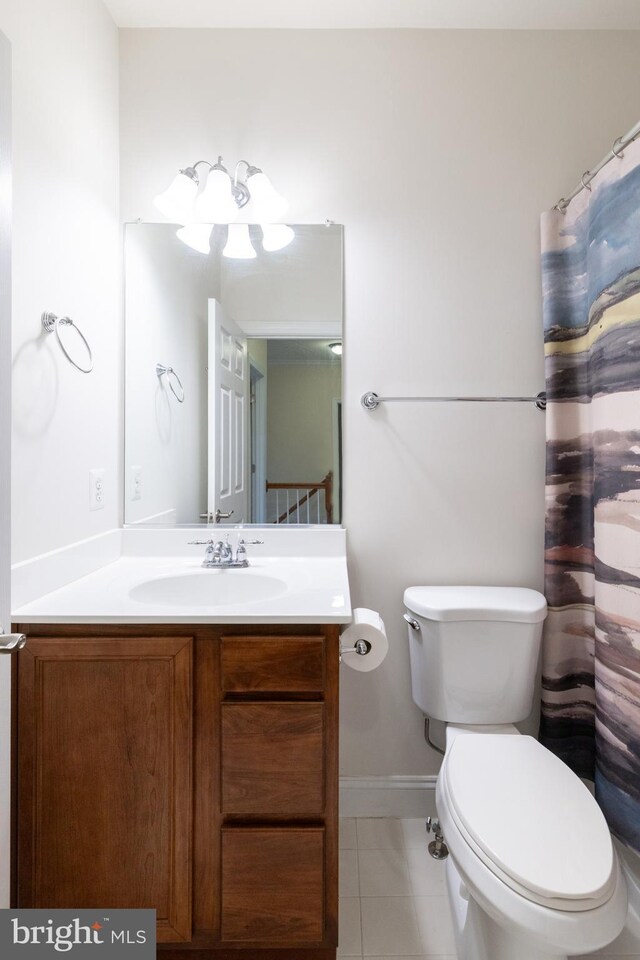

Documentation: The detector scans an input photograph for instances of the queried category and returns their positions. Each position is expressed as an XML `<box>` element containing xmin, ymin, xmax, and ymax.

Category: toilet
<box><xmin>404</xmin><ymin>585</ymin><xmax>627</xmax><ymax>960</ymax></box>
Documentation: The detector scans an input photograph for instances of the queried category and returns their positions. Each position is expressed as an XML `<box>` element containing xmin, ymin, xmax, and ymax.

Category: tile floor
<box><xmin>338</xmin><ymin>817</ymin><xmax>455</xmax><ymax>959</ymax></box>
<box><xmin>338</xmin><ymin>818</ymin><xmax>640</xmax><ymax>960</ymax></box>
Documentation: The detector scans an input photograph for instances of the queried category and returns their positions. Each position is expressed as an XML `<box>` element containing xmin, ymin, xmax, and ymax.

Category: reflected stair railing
<box><xmin>266</xmin><ymin>471</ymin><xmax>333</xmax><ymax>524</ymax></box>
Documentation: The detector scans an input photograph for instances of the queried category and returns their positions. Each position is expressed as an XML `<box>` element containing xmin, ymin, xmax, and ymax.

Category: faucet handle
<box><xmin>235</xmin><ymin>538</ymin><xmax>263</xmax><ymax>565</ymax></box>
<box><xmin>219</xmin><ymin>537</ymin><xmax>233</xmax><ymax>561</ymax></box>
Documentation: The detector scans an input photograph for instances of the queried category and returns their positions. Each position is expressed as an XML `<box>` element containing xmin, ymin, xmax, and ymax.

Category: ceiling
<box><xmin>103</xmin><ymin>0</ymin><xmax>640</xmax><ymax>30</ymax></box>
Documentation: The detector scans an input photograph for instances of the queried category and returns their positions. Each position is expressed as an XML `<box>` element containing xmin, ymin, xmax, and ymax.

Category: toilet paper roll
<box><xmin>340</xmin><ymin>608</ymin><xmax>389</xmax><ymax>672</ymax></box>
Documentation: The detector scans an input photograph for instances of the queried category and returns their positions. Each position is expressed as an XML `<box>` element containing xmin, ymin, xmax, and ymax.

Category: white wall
<box><xmin>0</xmin><ymin>0</ymin><xmax>119</xmax><ymax>564</ymax></box>
<box><xmin>125</xmin><ymin>223</ymin><xmax>211</xmax><ymax>523</ymax></box>
<box><xmin>119</xmin><ymin>28</ymin><xmax>640</xmax><ymax>777</ymax></box>
<box><xmin>267</xmin><ymin>361</ymin><xmax>340</xmax><ymax>479</ymax></box>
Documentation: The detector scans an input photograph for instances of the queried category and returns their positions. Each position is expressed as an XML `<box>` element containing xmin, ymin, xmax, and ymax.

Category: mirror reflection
<box><xmin>124</xmin><ymin>223</ymin><xmax>343</xmax><ymax>526</ymax></box>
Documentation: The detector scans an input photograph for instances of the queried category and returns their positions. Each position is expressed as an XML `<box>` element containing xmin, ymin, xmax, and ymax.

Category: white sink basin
<box><xmin>11</xmin><ymin>529</ymin><xmax>352</xmax><ymax>623</ymax></box>
<box><xmin>129</xmin><ymin>571</ymin><xmax>288</xmax><ymax>607</ymax></box>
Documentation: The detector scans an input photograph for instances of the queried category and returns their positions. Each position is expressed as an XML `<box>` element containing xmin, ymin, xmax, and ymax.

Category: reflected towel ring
<box><xmin>156</xmin><ymin>362</ymin><xmax>185</xmax><ymax>403</ymax></box>
<box><xmin>554</xmin><ymin>198</ymin><xmax>569</xmax><ymax>215</ymax></box>
<box><xmin>581</xmin><ymin>171</ymin><xmax>592</xmax><ymax>192</ymax></box>
<box><xmin>41</xmin><ymin>311</ymin><xmax>93</xmax><ymax>374</ymax></box>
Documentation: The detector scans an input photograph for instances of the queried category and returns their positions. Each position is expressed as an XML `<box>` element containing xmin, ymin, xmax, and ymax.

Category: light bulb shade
<box><xmin>196</xmin><ymin>168</ymin><xmax>239</xmax><ymax>223</ymax></box>
<box><xmin>176</xmin><ymin>223</ymin><xmax>213</xmax><ymax>254</ymax></box>
<box><xmin>328</xmin><ymin>342</ymin><xmax>342</xmax><ymax>356</ymax></box>
<box><xmin>247</xmin><ymin>171</ymin><xmax>288</xmax><ymax>222</ymax></box>
<box><xmin>223</xmin><ymin>223</ymin><xmax>257</xmax><ymax>260</ymax></box>
<box><xmin>261</xmin><ymin>224</ymin><xmax>295</xmax><ymax>252</ymax></box>
<box><xmin>154</xmin><ymin>171</ymin><xmax>198</xmax><ymax>224</ymax></box>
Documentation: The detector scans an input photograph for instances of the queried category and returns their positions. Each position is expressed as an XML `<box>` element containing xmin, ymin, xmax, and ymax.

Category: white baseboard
<box><xmin>339</xmin><ymin>775</ymin><xmax>438</xmax><ymax>818</ymax></box>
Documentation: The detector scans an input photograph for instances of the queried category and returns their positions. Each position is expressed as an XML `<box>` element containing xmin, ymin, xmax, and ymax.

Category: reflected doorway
<box><xmin>250</xmin><ymin>360</ymin><xmax>267</xmax><ymax>523</ymax></box>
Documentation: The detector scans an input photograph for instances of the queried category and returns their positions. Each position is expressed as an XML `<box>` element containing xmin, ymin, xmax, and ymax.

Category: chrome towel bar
<box><xmin>361</xmin><ymin>391</ymin><xmax>547</xmax><ymax>411</ymax></box>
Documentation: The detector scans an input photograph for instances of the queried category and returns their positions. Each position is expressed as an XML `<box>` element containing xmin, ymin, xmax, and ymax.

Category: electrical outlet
<box><xmin>130</xmin><ymin>465</ymin><xmax>142</xmax><ymax>501</ymax></box>
<box><xmin>89</xmin><ymin>468</ymin><xmax>105</xmax><ymax>511</ymax></box>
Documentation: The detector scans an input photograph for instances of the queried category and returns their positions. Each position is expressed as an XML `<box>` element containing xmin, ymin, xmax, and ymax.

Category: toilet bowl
<box><xmin>437</xmin><ymin>726</ymin><xmax>626</xmax><ymax>959</ymax></box>
<box><xmin>404</xmin><ymin>586</ymin><xmax>628</xmax><ymax>960</ymax></box>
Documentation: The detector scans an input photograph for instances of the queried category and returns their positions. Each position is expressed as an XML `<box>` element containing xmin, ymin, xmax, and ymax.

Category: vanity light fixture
<box><xmin>328</xmin><ymin>342</ymin><xmax>343</xmax><ymax>356</ymax></box>
<box><xmin>176</xmin><ymin>223</ymin><xmax>215</xmax><ymax>255</ymax></box>
<box><xmin>261</xmin><ymin>223</ymin><xmax>296</xmax><ymax>252</ymax></box>
<box><xmin>153</xmin><ymin>167</ymin><xmax>199</xmax><ymax>223</ymax></box>
<box><xmin>154</xmin><ymin>156</ymin><xmax>294</xmax><ymax>258</ymax></box>
<box><xmin>223</xmin><ymin>223</ymin><xmax>257</xmax><ymax>260</ymax></box>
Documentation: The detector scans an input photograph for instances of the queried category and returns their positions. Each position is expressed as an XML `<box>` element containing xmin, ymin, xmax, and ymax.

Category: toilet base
<box><xmin>445</xmin><ymin>855</ymin><xmax>569</xmax><ymax>960</ymax></box>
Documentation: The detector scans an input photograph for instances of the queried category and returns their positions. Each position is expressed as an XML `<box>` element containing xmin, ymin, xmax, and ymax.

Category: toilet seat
<box><xmin>440</xmin><ymin>734</ymin><xmax>616</xmax><ymax>911</ymax></box>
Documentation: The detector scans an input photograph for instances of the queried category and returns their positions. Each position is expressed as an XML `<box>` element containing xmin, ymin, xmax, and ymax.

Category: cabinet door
<box><xmin>221</xmin><ymin>827</ymin><xmax>325</xmax><ymax>945</ymax></box>
<box><xmin>17</xmin><ymin>637</ymin><xmax>192</xmax><ymax>943</ymax></box>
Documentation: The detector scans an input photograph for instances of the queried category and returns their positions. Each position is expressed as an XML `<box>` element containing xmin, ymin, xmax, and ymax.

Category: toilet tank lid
<box><xmin>403</xmin><ymin>586</ymin><xmax>547</xmax><ymax>623</ymax></box>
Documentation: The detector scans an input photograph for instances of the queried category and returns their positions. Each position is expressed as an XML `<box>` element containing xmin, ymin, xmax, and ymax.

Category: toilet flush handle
<box><xmin>403</xmin><ymin>613</ymin><xmax>420</xmax><ymax>631</ymax></box>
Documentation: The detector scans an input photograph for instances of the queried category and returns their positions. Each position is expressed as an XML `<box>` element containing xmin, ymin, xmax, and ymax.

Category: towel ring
<box><xmin>156</xmin><ymin>362</ymin><xmax>185</xmax><ymax>403</ymax></box>
<box><xmin>41</xmin><ymin>312</ymin><xmax>93</xmax><ymax>374</ymax></box>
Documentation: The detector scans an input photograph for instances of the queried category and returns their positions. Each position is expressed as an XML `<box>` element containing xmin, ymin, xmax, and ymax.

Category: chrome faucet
<box><xmin>188</xmin><ymin>537</ymin><xmax>264</xmax><ymax>568</ymax></box>
<box><xmin>218</xmin><ymin>539</ymin><xmax>233</xmax><ymax>564</ymax></box>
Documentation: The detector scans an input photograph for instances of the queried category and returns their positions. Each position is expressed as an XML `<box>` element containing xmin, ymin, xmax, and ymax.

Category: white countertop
<box><xmin>12</xmin><ymin>527</ymin><xmax>352</xmax><ymax>625</ymax></box>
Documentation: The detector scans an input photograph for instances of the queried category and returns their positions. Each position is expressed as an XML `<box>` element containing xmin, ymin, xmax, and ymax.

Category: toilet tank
<box><xmin>404</xmin><ymin>586</ymin><xmax>547</xmax><ymax>724</ymax></box>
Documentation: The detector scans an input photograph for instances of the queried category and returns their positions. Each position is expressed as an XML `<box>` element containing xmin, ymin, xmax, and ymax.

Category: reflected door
<box><xmin>208</xmin><ymin>300</ymin><xmax>249</xmax><ymax>523</ymax></box>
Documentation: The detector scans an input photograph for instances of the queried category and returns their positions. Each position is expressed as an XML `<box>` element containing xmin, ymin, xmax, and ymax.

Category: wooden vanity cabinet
<box><xmin>13</xmin><ymin>623</ymin><xmax>340</xmax><ymax>960</ymax></box>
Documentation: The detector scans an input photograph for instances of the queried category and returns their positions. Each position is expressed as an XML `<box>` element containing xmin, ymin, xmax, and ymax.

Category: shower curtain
<box><xmin>540</xmin><ymin>137</ymin><xmax>640</xmax><ymax>853</ymax></box>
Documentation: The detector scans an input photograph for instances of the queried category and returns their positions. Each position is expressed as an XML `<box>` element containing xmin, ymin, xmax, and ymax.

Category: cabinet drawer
<box><xmin>222</xmin><ymin>702</ymin><xmax>324</xmax><ymax>816</ymax></box>
<box><xmin>221</xmin><ymin>636</ymin><xmax>325</xmax><ymax>694</ymax></box>
<box><xmin>221</xmin><ymin>827</ymin><xmax>325</xmax><ymax>944</ymax></box>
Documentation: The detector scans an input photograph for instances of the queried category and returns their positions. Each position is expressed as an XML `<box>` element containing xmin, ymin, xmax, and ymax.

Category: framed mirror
<box><xmin>124</xmin><ymin>222</ymin><xmax>343</xmax><ymax>526</ymax></box>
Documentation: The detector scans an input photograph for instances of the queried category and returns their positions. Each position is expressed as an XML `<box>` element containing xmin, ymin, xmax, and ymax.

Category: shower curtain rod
<box><xmin>555</xmin><ymin>118</ymin><xmax>640</xmax><ymax>213</ymax></box>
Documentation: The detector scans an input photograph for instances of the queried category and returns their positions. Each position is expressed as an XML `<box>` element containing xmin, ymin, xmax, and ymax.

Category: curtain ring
<box><xmin>612</xmin><ymin>136</ymin><xmax>625</xmax><ymax>159</ymax></box>
<box><xmin>554</xmin><ymin>198</ymin><xmax>568</xmax><ymax>215</ymax></box>
<box><xmin>581</xmin><ymin>171</ymin><xmax>592</xmax><ymax>192</ymax></box>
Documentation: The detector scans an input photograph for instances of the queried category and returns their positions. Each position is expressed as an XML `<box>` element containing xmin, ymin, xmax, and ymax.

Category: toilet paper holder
<box><xmin>339</xmin><ymin>638</ymin><xmax>372</xmax><ymax>662</ymax></box>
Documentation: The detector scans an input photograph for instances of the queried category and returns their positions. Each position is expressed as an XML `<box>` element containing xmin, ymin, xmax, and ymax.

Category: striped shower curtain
<box><xmin>540</xmin><ymin>136</ymin><xmax>640</xmax><ymax>853</ymax></box>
